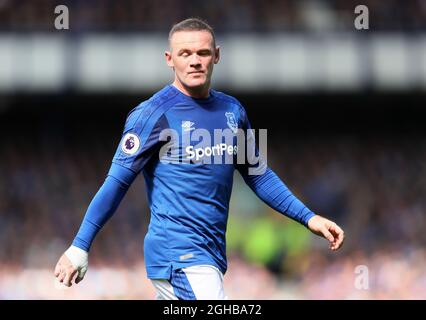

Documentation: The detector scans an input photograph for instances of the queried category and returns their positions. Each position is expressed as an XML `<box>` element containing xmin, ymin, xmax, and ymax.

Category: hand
<box><xmin>54</xmin><ymin>246</ymin><xmax>89</xmax><ymax>287</ymax></box>
<box><xmin>307</xmin><ymin>215</ymin><xmax>345</xmax><ymax>251</ymax></box>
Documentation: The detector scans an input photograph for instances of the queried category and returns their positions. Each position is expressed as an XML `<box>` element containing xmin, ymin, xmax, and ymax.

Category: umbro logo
<box><xmin>182</xmin><ymin>120</ymin><xmax>195</xmax><ymax>132</ymax></box>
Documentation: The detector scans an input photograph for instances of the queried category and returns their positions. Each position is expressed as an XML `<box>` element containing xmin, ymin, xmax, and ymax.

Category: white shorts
<box><xmin>151</xmin><ymin>265</ymin><xmax>228</xmax><ymax>300</ymax></box>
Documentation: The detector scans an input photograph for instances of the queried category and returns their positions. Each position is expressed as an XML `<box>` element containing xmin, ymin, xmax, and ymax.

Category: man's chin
<box><xmin>185</xmin><ymin>81</ymin><xmax>208</xmax><ymax>90</ymax></box>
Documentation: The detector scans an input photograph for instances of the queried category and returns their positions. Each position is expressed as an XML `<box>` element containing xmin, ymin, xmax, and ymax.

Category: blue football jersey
<box><xmin>112</xmin><ymin>85</ymin><xmax>249</xmax><ymax>279</ymax></box>
<box><xmin>72</xmin><ymin>84</ymin><xmax>315</xmax><ymax>280</ymax></box>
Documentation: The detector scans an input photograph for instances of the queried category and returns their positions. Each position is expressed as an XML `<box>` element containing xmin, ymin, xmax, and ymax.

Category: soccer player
<box><xmin>54</xmin><ymin>18</ymin><xmax>344</xmax><ymax>300</ymax></box>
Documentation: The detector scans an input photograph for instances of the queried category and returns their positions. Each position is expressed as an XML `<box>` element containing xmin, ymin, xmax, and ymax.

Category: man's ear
<box><xmin>165</xmin><ymin>51</ymin><xmax>174</xmax><ymax>68</ymax></box>
<box><xmin>214</xmin><ymin>46</ymin><xmax>220</xmax><ymax>64</ymax></box>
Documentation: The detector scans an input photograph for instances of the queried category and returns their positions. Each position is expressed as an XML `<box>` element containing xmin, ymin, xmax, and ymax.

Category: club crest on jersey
<box><xmin>121</xmin><ymin>133</ymin><xmax>140</xmax><ymax>155</ymax></box>
<box><xmin>225</xmin><ymin>112</ymin><xmax>238</xmax><ymax>133</ymax></box>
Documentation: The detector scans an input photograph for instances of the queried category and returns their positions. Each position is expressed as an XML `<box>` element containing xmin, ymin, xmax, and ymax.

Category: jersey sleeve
<box><xmin>112</xmin><ymin>101</ymin><xmax>169</xmax><ymax>173</ymax></box>
<box><xmin>72</xmin><ymin>168</ymin><xmax>133</xmax><ymax>251</ymax></box>
<box><xmin>71</xmin><ymin>102</ymin><xmax>169</xmax><ymax>252</ymax></box>
<box><xmin>236</xmin><ymin>106</ymin><xmax>316</xmax><ymax>226</ymax></box>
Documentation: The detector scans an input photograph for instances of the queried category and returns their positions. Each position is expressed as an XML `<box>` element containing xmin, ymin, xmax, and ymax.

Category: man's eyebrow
<box><xmin>176</xmin><ymin>48</ymin><xmax>212</xmax><ymax>54</ymax></box>
<box><xmin>176</xmin><ymin>48</ymin><xmax>191</xmax><ymax>54</ymax></box>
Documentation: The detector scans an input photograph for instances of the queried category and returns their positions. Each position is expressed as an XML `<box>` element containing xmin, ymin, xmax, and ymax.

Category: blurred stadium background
<box><xmin>1</xmin><ymin>0</ymin><xmax>426</xmax><ymax>299</ymax></box>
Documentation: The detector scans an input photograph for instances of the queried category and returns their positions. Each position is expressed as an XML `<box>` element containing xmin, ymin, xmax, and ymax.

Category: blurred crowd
<box><xmin>1</xmin><ymin>130</ymin><xmax>426</xmax><ymax>298</ymax></box>
<box><xmin>0</xmin><ymin>0</ymin><xmax>425</xmax><ymax>32</ymax></box>
<box><xmin>1</xmin><ymin>250</ymin><xmax>426</xmax><ymax>299</ymax></box>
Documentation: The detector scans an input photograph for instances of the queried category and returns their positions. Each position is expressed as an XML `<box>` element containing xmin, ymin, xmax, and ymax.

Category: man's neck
<box><xmin>172</xmin><ymin>80</ymin><xmax>210</xmax><ymax>99</ymax></box>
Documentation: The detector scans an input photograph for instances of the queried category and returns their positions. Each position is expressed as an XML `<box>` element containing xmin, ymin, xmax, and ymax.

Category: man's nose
<box><xmin>189</xmin><ymin>54</ymin><xmax>201</xmax><ymax>67</ymax></box>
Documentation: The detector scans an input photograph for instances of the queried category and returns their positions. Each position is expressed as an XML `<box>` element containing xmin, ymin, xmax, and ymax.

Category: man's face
<box><xmin>165</xmin><ymin>30</ymin><xmax>220</xmax><ymax>94</ymax></box>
